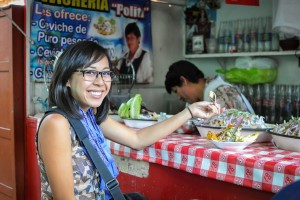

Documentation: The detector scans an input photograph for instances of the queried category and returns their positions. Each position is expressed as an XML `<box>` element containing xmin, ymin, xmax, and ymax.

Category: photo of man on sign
<box><xmin>115</xmin><ymin>22</ymin><xmax>153</xmax><ymax>84</ymax></box>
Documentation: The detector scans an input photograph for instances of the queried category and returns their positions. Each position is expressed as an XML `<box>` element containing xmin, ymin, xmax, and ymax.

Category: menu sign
<box><xmin>30</xmin><ymin>0</ymin><xmax>153</xmax><ymax>83</ymax></box>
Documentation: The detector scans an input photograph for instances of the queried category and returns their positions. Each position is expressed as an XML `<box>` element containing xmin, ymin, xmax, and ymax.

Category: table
<box><xmin>107</xmin><ymin>134</ymin><xmax>300</xmax><ymax>199</ymax></box>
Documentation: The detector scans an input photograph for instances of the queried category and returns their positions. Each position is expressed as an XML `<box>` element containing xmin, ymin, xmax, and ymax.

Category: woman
<box><xmin>37</xmin><ymin>41</ymin><xmax>222</xmax><ymax>199</ymax></box>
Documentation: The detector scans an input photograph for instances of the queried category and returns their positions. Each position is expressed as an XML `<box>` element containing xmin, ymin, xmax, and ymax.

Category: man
<box><xmin>164</xmin><ymin>60</ymin><xmax>254</xmax><ymax>113</ymax></box>
<box><xmin>117</xmin><ymin>22</ymin><xmax>153</xmax><ymax>84</ymax></box>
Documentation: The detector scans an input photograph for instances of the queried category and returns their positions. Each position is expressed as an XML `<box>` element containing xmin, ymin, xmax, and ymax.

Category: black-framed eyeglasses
<box><xmin>74</xmin><ymin>69</ymin><xmax>115</xmax><ymax>82</ymax></box>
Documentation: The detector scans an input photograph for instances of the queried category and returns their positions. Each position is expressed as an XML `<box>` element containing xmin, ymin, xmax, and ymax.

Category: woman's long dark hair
<box><xmin>48</xmin><ymin>41</ymin><xmax>112</xmax><ymax>124</ymax></box>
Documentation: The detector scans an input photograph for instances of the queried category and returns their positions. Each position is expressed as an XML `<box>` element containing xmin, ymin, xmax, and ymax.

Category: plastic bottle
<box><xmin>283</xmin><ymin>85</ymin><xmax>293</xmax><ymax>121</ymax></box>
<box><xmin>264</xmin><ymin>16</ymin><xmax>272</xmax><ymax>51</ymax></box>
<box><xmin>247</xmin><ymin>84</ymin><xmax>254</xmax><ymax>106</ymax></box>
<box><xmin>292</xmin><ymin>85</ymin><xmax>300</xmax><ymax>118</ymax></box>
<box><xmin>224</xmin><ymin>21</ymin><xmax>231</xmax><ymax>53</ymax></box>
<box><xmin>257</xmin><ymin>17</ymin><xmax>264</xmax><ymax>52</ymax></box>
<box><xmin>271</xmin><ymin>32</ymin><xmax>280</xmax><ymax>51</ymax></box>
<box><xmin>271</xmin><ymin>16</ymin><xmax>280</xmax><ymax>51</ymax></box>
<box><xmin>217</xmin><ymin>21</ymin><xmax>225</xmax><ymax>53</ymax></box>
<box><xmin>210</xmin><ymin>20</ymin><xmax>216</xmax><ymax>38</ymax></box>
<box><xmin>269</xmin><ymin>84</ymin><xmax>276</xmax><ymax>123</ymax></box>
<box><xmin>262</xmin><ymin>84</ymin><xmax>270</xmax><ymax>122</ymax></box>
<box><xmin>243</xmin><ymin>18</ymin><xmax>251</xmax><ymax>52</ymax></box>
<box><xmin>229</xmin><ymin>21</ymin><xmax>237</xmax><ymax>53</ymax></box>
<box><xmin>236</xmin><ymin>19</ymin><xmax>244</xmax><ymax>52</ymax></box>
<box><xmin>250</xmin><ymin>18</ymin><xmax>257</xmax><ymax>52</ymax></box>
<box><xmin>276</xmin><ymin>84</ymin><xmax>286</xmax><ymax>124</ymax></box>
<box><xmin>253</xmin><ymin>84</ymin><xmax>262</xmax><ymax>116</ymax></box>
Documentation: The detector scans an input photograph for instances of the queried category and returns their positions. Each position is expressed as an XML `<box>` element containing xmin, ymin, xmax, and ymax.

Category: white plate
<box><xmin>210</xmin><ymin>140</ymin><xmax>254</xmax><ymax>151</ymax></box>
<box><xmin>123</xmin><ymin>119</ymin><xmax>157</xmax><ymax>129</ymax></box>
<box><xmin>268</xmin><ymin>130</ymin><xmax>300</xmax><ymax>152</ymax></box>
<box><xmin>195</xmin><ymin>124</ymin><xmax>272</xmax><ymax>142</ymax></box>
<box><xmin>109</xmin><ymin>114</ymin><xmax>124</xmax><ymax>122</ymax></box>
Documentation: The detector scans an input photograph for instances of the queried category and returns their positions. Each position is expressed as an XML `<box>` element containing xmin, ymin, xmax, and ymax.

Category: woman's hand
<box><xmin>188</xmin><ymin>101</ymin><xmax>224</xmax><ymax>119</ymax></box>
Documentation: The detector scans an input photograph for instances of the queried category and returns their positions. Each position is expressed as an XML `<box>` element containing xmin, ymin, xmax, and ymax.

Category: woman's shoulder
<box><xmin>39</xmin><ymin>113</ymin><xmax>70</xmax><ymax>136</ymax></box>
<box><xmin>41</xmin><ymin>112</ymin><xmax>69</xmax><ymax>125</ymax></box>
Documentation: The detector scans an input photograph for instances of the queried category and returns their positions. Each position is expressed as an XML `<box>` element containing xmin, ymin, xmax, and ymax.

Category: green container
<box><xmin>216</xmin><ymin>57</ymin><xmax>278</xmax><ymax>85</ymax></box>
<box><xmin>216</xmin><ymin>67</ymin><xmax>277</xmax><ymax>85</ymax></box>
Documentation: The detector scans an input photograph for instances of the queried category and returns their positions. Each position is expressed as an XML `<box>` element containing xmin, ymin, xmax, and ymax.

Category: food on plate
<box><xmin>206</xmin><ymin>124</ymin><xmax>259</xmax><ymax>142</ymax></box>
<box><xmin>94</xmin><ymin>17</ymin><xmax>116</xmax><ymax>35</ymax></box>
<box><xmin>272</xmin><ymin>117</ymin><xmax>300</xmax><ymax>137</ymax></box>
<box><xmin>118</xmin><ymin>94</ymin><xmax>157</xmax><ymax>120</ymax></box>
<box><xmin>198</xmin><ymin>109</ymin><xmax>268</xmax><ymax>129</ymax></box>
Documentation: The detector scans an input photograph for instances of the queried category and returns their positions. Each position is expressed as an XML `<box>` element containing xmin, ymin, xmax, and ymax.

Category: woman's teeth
<box><xmin>90</xmin><ymin>91</ymin><xmax>102</xmax><ymax>96</ymax></box>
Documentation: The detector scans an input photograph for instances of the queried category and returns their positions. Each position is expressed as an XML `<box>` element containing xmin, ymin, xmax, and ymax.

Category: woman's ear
<box><xmin>66</xmin><ymin>80</ymin><xmax>71</xmax><ymax>87</ymax></box>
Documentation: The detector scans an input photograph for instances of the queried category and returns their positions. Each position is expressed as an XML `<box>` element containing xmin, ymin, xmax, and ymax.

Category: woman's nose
<box><xmin>93</xmin><ymin>74</ymin><xmax>105</xmax><ymax>84</ymax></box>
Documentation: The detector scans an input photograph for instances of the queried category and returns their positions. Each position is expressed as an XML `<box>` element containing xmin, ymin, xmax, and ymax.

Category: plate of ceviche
<box><xmin>194</xmin><ymin>109</ymin><xmax>273</xmax><ymax>142</ymax></box>
<box><xmin>268</xmin><ymin>117</ymin><xmax>300</xmax><ymax>152</ymax></box>
<box><xmin>206</xmin><ymin>124</ymin><xmax>259</xmax><ymax>150</ymax></box>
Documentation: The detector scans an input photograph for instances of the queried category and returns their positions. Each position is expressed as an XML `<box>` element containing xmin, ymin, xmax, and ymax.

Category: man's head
<box><xmin>165</xmin><ymin>60</ymin><xmax>205</xmax><ymax>104</ymax></box>
<box><xmin>125</xmin><ymin>22</ymin><xmax>141</xmax><ymax>54</ymax></box>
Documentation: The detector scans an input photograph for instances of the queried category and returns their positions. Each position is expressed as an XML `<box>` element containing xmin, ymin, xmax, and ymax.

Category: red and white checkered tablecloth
<box><xmin>107</xmin><ymin>134</ymin><xmax>300</xmax><ymax>193</ymax></box>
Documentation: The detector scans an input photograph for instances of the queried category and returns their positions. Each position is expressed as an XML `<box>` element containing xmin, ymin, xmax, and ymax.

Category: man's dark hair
<box><xmin>165</xmin><ymin>60</ymin><xmax>205</xmax><ymax>94</ymax></box>
<box><xmin>125</xmin><ymin>22</ymin><xmax>141</xmax><ymax>37</ymax></box>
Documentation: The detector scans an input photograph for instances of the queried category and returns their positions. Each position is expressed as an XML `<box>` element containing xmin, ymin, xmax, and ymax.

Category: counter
<box><xmin>108</xmin><ymin>134</ymin><xmax>300</xmax><ymax>199</ymax></box>
<box><xmin>26</xmin><ymin>117</ymin><xmax>300</xmax><ymax>199</ymax></box>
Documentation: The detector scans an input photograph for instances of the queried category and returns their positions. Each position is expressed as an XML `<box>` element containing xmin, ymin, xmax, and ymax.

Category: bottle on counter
<box><xmin>283</xmin><ymin>85</ymin><xmax>293</xmax><ymax>122</ymax></box>
<box><xmin>292</xmin><ymin>85</ymin><xmax>300</xmax><ymax>118</ymax></box>
<box><xmin>269</xmin><ymin>84</ymin><xmax>276</xmax><ymax>123</ymax></box>
<box><xmin>276</xmin><ymin>84</ymin><xmax>286</xmax><ymax>124</ymax></box>
<box><xmin>238</xmin><ymin>84</ymin><xmax>247</xmax><ymax>98</ymax></box>
<box><xmin>246</xmin><ymin>84</ymin><xmax>255</xmax><ymax>106</ymax></box>
<box><xmin>253</xmin><ymin>84</ymin><xmax>262</xmax><ymax>116</ymax></box>
<box><xmin>262</xmin><ymin>84</ymin><xmax>270</xmax><ymax>122</ymax></box>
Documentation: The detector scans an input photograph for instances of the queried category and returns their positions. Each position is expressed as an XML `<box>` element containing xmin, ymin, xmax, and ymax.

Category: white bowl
<box><xmin>268</xmin><ymin>130</ymin><xmax>300</xmax><ymax>152</ymax></box>
<box><xmin>109</xmin><ymin>114</ymin><xmax>124</xmax><ymax>122</ymax></box>
<box><xmin>210</xmin><ymin>140</ymin><xmax>254</xmax><ymax>151</ymax></box>
<box><xmin>195</xmin><ymin>124</ymin><xmax>272</xmax><ymax>142</ymax></box>
<box><xmin>123</xmin><ymin>119</ymin><xmax>157</xmax><ymax>129</ymax></box>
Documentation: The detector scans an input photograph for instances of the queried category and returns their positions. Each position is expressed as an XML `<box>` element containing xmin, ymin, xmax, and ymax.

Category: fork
<box><xmin>227</xmin><ymin>117</ymin><xmax>244</xmax><ymax>142</ymax></box>
<box><xmin>209</xmin><ymin>91</ymin><xmax>217</xmax><ymax>105</ymax></box>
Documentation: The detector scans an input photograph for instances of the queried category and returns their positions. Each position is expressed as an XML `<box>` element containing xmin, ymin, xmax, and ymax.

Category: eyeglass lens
<box><xmin>83</xmin><ymin>70</ymin><xmax>113</xmax><ymax>82</ymax></box>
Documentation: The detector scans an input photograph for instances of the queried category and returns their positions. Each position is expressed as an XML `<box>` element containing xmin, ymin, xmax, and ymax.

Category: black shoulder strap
<box><xmin>41</xmin><ymin>108</ymin><xmax>126</xmax><ymax>200</ymax></box>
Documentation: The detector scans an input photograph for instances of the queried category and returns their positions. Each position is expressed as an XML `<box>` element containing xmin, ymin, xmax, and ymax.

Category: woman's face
<box><xmin>126</xmin><ymin>33</ymin><xmax>140</xmax><ymax>53</ymax></box>
<box><xmin>67</xmin><ymin>56</ymin><xmax>111</xmax><ymax>112</ymax></box>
